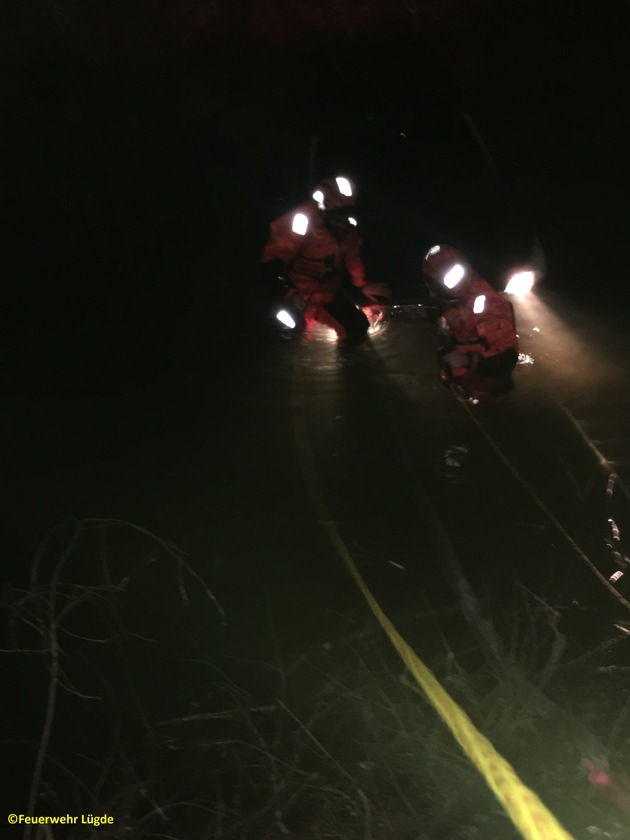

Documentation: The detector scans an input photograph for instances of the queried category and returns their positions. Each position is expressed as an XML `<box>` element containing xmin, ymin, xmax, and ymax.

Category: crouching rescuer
<box><xmin>261</xmin><ymin>176</ymin><xmax>390</xmax><ymax>341</ymax></box>
<box><xmin>423</xmin><ymin>244</ymin><xmax>519</xmax><ymax>391</ymax></box>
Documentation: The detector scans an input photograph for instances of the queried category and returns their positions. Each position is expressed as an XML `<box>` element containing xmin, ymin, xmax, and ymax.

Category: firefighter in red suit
<box><xmin>261</xmin><ymin>176</ymin><xmax>390</xmax><ymax>340</ymax></box>
<box><xmin>423</xmin><ymin>244</ymin><xmax>519</xmax><ymax>383</ymax></box>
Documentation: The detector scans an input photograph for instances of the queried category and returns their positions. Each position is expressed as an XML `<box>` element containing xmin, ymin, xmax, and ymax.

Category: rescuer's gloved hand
<box><xmin>361</xmin><ymin>282</ymin><xmax>391</xmax><ymax>302</ymax></box>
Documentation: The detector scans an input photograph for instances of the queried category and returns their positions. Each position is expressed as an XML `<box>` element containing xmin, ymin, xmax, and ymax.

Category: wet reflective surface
<box><xmin>4</xmin><ymin>289</ymin><xmax>630</xmax><ymax>641</ymax></box>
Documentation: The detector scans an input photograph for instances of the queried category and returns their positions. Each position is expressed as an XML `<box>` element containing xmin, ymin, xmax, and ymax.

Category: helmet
<box><xmin>312</xmin><ymin>176</ymin><xmax>355</xmax><ymax>213</ymax></box>
<box><xmin>422</xmin><ymin>244</ymin><xmax>470</xmax><ymax>289</ymax></box>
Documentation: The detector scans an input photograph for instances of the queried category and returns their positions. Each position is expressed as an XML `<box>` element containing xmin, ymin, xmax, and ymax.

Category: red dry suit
<box><xmin>439</xmin><ymin>273</ymin><xmax>519</xmax><ymax>376</ymax></box>
<box><xmin>261</xmin><ymin>199</ymin><xmax>369</xmax><ymax>306</ymax></box>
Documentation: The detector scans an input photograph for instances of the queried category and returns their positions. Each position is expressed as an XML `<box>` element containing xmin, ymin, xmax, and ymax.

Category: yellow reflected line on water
<box><xmin>291</xmin><ymin>366</ymin><xmax>576</xmax><ymax>840</ymax></box>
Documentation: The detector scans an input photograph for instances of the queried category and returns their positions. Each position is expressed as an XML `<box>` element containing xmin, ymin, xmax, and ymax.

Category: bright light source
<box><xmin>473</xmin><ymin>294</ymin><xmax>486</xmax><ymax>314</ymax></box>
<box><xmin>348</xmin><ymin>216</ymin><xmax>358</xmax><ymax>226</ymax></box>
<box><xmin>444</xmin><ymin>263</ymin><xmax>465</xmax><ymax>288</ymax></box>
<box><xmin>426</xmin><ymin>245</ymin><xmax>441</xmax><ymax>257</ymax></box>
<box><xmin>291</xmin><ymin>213</ymin><xmax>309</xmax><ymax>235</ymax></box>
<box><xmin>610</xmin><ymin>570</ymin><xmax>624</xmax><ymax>583</ymax></box>
<box><xmin>276</xmin><ymin>309</ymin><xmax>296</xmax><ymax>329</ymax></box>
<box><xmin>336</xmin><ymin>176</ymin><xmax>352</xmax><ymax>197</ymax></box>
<box><xmin>312</xmin><ymin>190</ymin><xmax>325</xmax><ymax>209</ymax></box>
<box><xmin>505</xmin><ymin>270</ymin><xmax>535</xmax><ymax>296</ymax></box>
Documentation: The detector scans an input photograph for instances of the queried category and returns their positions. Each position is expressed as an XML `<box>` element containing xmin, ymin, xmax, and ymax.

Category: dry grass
<box><xmin>3</xmin><ymin>521</ymin><xmax>630</xmax><ymax>839</ymax></box>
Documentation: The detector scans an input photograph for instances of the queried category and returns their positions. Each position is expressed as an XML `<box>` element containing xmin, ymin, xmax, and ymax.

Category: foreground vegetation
<box><xmin>3</xmin><ymin>519</ymin><xmax>630</xmax><ymax>839</ymax></box>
